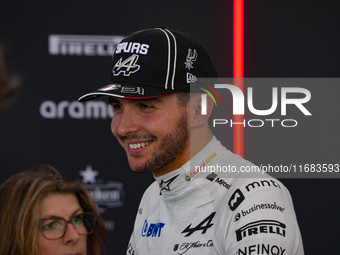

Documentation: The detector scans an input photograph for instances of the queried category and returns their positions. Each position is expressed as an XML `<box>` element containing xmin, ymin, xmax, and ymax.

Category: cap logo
<box><xmin>186</xmin><ymin>73</ymin><xmax>197</xmax><ymax>83</ymax></box>
<box><xmin>115</xmin><ymin>42</ymin><xmax>149</xmax><ymax>55</ymax></box>
<box><xmin>184</xmin><ymin>49</ymin><xmax>197</xmax><ymax>70</ymax></box>
<box><xmin>121</xmin><ymin>86</ymin><xmax>144</xmax><ymax>95</ymax></box>
<box><xmin>112</xmin><ymin>54</ymin><xmax>140</xmax><ymax>76</ymax></box>
<box><xmin>98</xmin><ymin>84</ymin><xmax>122</xmax><ymax>91</ymax></box>
<box><xmin>97</xmin><ymin>84</ymin><xmax>144</xmax><ymax>95</ymax></box>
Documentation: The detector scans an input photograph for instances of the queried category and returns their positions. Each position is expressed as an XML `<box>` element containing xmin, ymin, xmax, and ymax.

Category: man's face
<box><xmin>109</xmin><ymin>94</ymin><xmax>190</xmax><ymax>176</ymax></box>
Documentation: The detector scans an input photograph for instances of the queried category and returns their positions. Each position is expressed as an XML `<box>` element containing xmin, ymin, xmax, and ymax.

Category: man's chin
<box><xmin>127</xmin><ymin>162</ymin><xmax>151</xmax><ymax>174</ymax></box>
<box><xmin>127</xmin><ymin>158</ymin><xmax>166</xmax><ymax>174</ymax></box>
<box><xmin>126</xmin><ymin>154</ymin><xmax>157</xmax><ymax>173</ymax></box>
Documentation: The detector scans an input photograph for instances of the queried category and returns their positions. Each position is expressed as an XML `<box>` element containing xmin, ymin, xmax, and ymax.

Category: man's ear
<box><xmin>190</xmin><ymin>93</ymin><xmax>214</xmax><ymax>128</ymax></box>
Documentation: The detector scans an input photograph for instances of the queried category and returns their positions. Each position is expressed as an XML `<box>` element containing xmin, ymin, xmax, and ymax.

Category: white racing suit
<box><xmin>127</xmin><ymin>137</ymin><xmax>304</xmax><ymax>255</ymax></box>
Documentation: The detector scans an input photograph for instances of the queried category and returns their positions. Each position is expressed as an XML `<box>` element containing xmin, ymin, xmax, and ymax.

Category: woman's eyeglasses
<box><xmin>38</xmin><ymin>212</ymin><xmax>96</xmax><ymax>240</ymax></box>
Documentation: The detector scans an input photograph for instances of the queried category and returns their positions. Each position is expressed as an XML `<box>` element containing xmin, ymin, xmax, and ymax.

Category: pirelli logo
<box><xmin>235</xmin><ymin>220</ymin><xmax>286</xmax><ymax>241</ymax></box>
<box><xmin>48</xmin><ymin>35</ymin><xmax>124</xmax><ymax>56</ymax></box>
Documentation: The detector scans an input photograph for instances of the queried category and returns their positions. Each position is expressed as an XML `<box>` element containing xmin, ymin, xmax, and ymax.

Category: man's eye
<box><xmin>110</xmin><ymin>104</ymin><xmax>123</xmax><ymax>111</ymax></box>
<box><xmin>140</xmin><ymin>104</ymin><xmax>152</xmax><ymax>109</ymax></box>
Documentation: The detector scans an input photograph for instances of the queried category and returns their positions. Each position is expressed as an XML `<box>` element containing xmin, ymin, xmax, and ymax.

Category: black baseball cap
<box><xmin>78</xmin><ymin>27</ymin><xmax>217</xmax><ymax>101</ymax></box>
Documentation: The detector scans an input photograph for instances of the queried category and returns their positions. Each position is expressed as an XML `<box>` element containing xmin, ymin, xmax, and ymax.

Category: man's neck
<box><xmin>153</xmin><ymin>128</ymin><xmax>213</xmax><ymax>177</ymax></box>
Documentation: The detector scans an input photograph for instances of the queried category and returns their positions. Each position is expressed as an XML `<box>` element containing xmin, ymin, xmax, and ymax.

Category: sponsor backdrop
<box><xmin>0</xmin><ymin>1</ymin><xmax>339</xmax><ymax>254</ymax></box>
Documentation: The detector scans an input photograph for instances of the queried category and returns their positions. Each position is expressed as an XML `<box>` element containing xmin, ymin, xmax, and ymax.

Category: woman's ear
<box><xmin>190</xmin><ymin>93</ymin><xmax>214</xmax><ymax>128</ymax></box>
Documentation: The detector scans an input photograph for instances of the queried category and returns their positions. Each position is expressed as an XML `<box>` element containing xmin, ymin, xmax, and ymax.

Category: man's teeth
<box><xmin>129</xmin><ymin>141</ymin><xmax>151</xmax><ymax>149</ymax></box>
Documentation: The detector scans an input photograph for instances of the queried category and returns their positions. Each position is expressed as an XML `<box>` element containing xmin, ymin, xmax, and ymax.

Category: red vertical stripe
<box><xmin>233</xmin><ymin>0</ymin><xmax>244</xmax><ymax>157</ymax></box>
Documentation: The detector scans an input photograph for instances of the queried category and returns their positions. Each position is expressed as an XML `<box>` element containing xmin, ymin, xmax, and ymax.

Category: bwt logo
<box><xmin>141</xmin><ymin>220</ymin><xmax>165</xmax><ymax>237</ymax></box>
<box><xmin>199</xmin><ymin>83</ymin><xmax>312</xmax><ymax>128</ymax></box>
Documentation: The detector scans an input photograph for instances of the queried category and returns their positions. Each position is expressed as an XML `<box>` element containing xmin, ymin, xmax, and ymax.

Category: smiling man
<box><xmin>79</xmin><ymin>27</ymin><xmax>304</xmax><ymax>254</ymax></box>
<box><xmin>108</xmin><ymin>95</ymin><xmax>191</xmax><ymax>176</ymax></box>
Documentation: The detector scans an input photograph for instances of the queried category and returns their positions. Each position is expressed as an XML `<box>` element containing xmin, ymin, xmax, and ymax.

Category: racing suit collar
<box><xmin>154</xmin><ymin>136</ymin><xmax>221</xmax><ymax>198</ymax></box>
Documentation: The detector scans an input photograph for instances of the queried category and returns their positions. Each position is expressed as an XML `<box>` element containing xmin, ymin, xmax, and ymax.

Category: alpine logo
<box><xmin>112</xmin><ymin>54</ymin><xmax>140</xmax><ymax>76</ymax></box>
<box><xmin>141</xmin><ymin>219</ymin><xmax>165</xmax><ymax>237</ymax></box>
<box><xmin>181</xmin><ymin>212</ymin><xmax>215</xmax><ymax>237</ymax></box>
<box><xmin>235</xmin><ymin>220</ymin><xmax>286</xmax><ymax>242</ymax></box>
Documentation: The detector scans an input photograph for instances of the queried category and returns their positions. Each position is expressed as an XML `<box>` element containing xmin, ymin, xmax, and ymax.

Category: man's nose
<box><xmin>112</xmin><ymin>107</ymin><xmax>140</xmax><ymax>137</ymax></box>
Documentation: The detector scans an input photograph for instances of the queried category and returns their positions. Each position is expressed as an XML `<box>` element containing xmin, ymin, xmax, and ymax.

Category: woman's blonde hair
<box><xmin>0</xmin><ymin>164</ymin><xmax>108</xmax><ymax>255</ymax></box>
